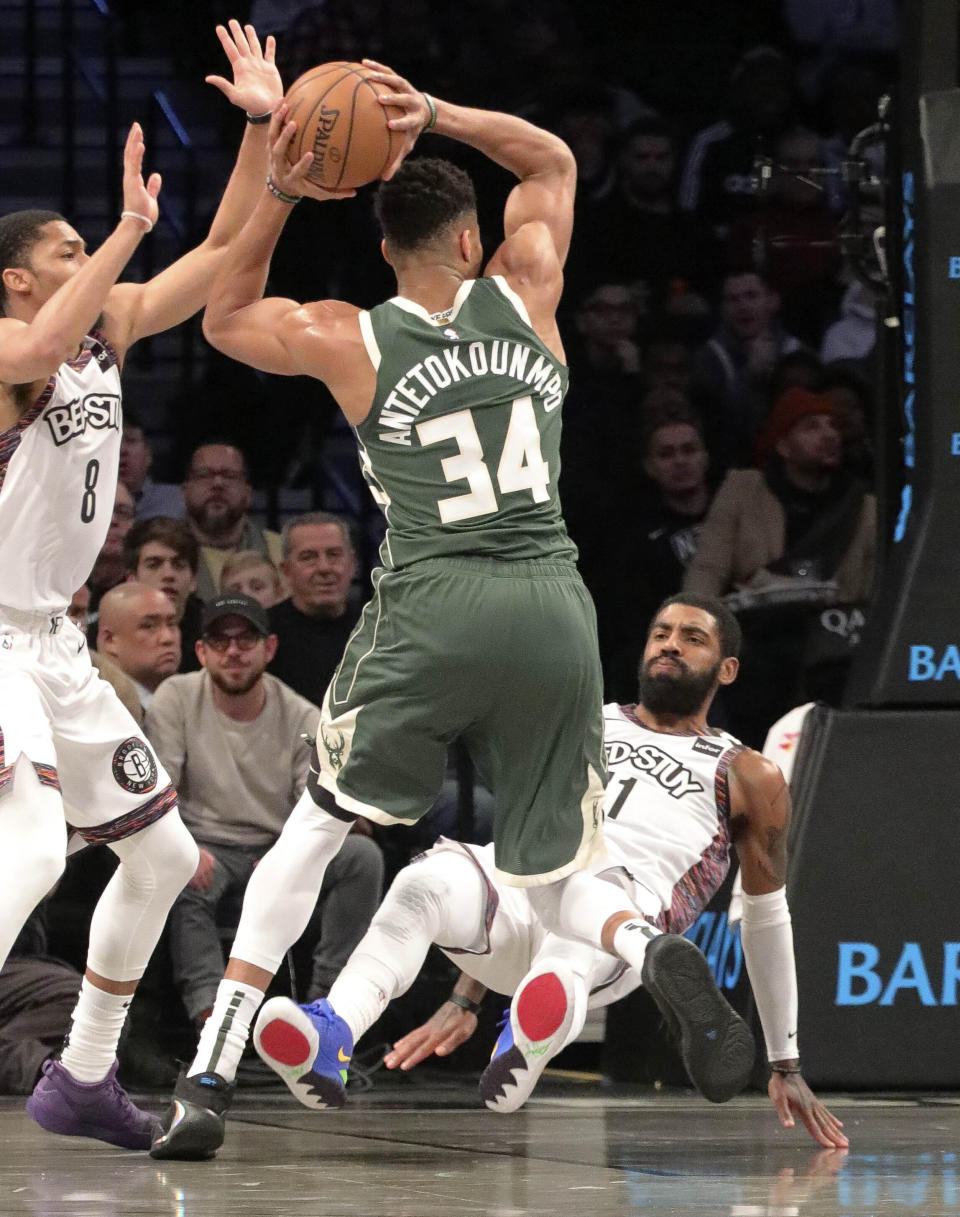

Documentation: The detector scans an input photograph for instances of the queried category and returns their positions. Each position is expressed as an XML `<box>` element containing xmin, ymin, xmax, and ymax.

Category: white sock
<box><xmin>611</xmin><ymin>918</ymin><xmax>662</xmax><ymax>974</ymax></box>
<box><xmin>328</xmin><ymin>968</ymin><xmax>392</xmax><ymax>1043</ymax></box>
<box><xmin>190</xmin><ymin>980</ymin><xmax>264</xmax><ymax>1083</ymax></box>
<box><xmin>59</xmin><ymin>978</ymin><xmax>129</xmax><ymax>1083</ymax></box>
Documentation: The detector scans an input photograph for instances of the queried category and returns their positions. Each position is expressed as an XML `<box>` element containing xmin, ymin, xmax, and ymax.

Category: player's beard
<box><xmin>638</xmin><ymin>656</ymin><xmax>721</xmax><ymax>717</ymax></box>
<box><xmin>209</xmin><ymin>666</ymin><xmax>261</xmax><ymax>697</ymax></box>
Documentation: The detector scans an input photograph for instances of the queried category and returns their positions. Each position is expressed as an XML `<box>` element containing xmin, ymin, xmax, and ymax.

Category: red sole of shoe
<box><xmin>516</xmin><ymin>973</ymin><xmax>567</xmax><ymax>1042</ymax></box>
<box><xmin>259</xmin><ymin>1019</ymin><xmax>311</xmax><ymax>1067</ymax></box>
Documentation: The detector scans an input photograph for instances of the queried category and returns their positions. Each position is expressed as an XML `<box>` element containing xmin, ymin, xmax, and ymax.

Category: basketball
<box><xmin>283</xmin><ymin>61</ymin><xmax>400</xmax><ymax>191</ymax></box>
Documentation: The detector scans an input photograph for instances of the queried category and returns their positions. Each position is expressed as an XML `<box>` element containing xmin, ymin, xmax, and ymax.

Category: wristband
<box><xmin>771</xmin><ymin>1062</ymin><xmax>802</xmax><ymax>1076</ymax></box>
<box><xmin>246</xmin><ymin>110</ymin><xmax>273</xmax><ymax>124</ymax></box>
<box><xmin>120</xmin><ymin>210</ymin><xmax>153</xmax><ymax>233</ymax></box>
<box><xmin>265</xmin><ymin>174</ymin><xmax>302</xmax><ymax>205</ymax></box>
<box><xmin>422</xmin><ymin>92</ymin><xmax>437</xmax><ymax>131</ymax></box>
<box><xmin>448</xmin><ymin>991</ymin><xmax>482</xmax><ymax>1015</ymax></box>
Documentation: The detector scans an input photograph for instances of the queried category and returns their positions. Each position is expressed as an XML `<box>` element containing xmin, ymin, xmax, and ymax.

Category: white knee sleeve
<box><xmin>86</xmin><ymin>807</ymin><xmax>198</xmax><ymax>983</ymax></box>
<box><xmin>527</xmin><ymin>869</ymin><xmax>635</xmax><ymax>951</ymax></box>
<box><xmin>231</xmin><ymin>789</ymin><xmax>352</xmax><ymax>975</ymax></box>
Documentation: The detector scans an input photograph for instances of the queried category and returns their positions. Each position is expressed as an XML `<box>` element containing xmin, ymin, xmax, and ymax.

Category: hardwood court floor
<box><xmin>2</xmin><ymin>1070</ymin><xmax>958</xmax><ymax>1216</ymax></box>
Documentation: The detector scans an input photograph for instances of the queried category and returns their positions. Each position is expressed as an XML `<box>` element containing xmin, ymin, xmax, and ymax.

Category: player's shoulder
<box><xmin>728</xmin><ymin>746</ymin><xmax>785</xmax><ymax>801</ymax></box>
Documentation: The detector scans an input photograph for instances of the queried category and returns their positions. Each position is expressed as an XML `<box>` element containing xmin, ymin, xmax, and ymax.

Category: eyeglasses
<box><xmin>188</xmin><ymin>468</ymin><xmax>246</xmax><ymax>484</ymax></box>
<box><xmin>202</xmin><ymin>631</ymin><xmax>262</xmax><ymax>652</ymax></box>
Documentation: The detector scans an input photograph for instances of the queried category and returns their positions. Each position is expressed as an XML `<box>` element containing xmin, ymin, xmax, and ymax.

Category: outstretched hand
<box><xmin>768</xmin><ymin>1072</ymin><xmax>849</xmax><ymax>1148</ymax></box>
<box><xmin>362</xmin><ymin>58</ymin><xmax>432</xmax><ymax>180</ymax></box>
<box><xmin>121</xmin><ymin>122</ymin><xmax>161</xmax><ymax>229</ymax></box>
<box><xmin>383</xmin><ymin>1000</ymin><xmax>478</xmax><ymax>1071</ymax></box>
<box><xmin>266</xmin><ymin>104</ymin><xmax>356</xmax><ymax>202</ymax></box>
<box><xmin>206</xmin><ymin>19</ymin><xmax>283</xmax><ymax>118</ymax></box>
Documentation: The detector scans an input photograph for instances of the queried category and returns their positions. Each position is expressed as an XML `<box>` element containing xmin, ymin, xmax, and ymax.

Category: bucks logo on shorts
<box><xmin>321</xmin><ymin>723</ymin><xmax>346</xmax><ymax>771</ymax></box>
<box><xmin>112</xmin><ymin>736</ymin><xmax>158</xmax><ymax>795</ymax></box>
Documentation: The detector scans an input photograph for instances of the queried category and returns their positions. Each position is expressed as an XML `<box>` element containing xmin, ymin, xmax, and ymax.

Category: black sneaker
<box><xmin>149</xmin><ymin>1070</ymin><xmax>235</xmax><ymax>1160</ymax></box>
<box><xmin>641</xmin><ymin>934</ymin><xmax>755</xmax><ymax>1103</ymax></box>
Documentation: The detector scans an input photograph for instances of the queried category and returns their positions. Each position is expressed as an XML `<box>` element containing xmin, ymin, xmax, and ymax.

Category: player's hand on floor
<box><xmin>206</xmin><ymin>19</ymin><xmax>282</xmax><ymax>117</ymax></box>
<box><xmin>768</xmin><ymin>1072</ymin><xmax>849</xmax><ymax>1148</ymax></box>
<box><xmin>383</xmin><ymin>1000</ymin><xmax>478</xmax><ymax>1071</ymax></box>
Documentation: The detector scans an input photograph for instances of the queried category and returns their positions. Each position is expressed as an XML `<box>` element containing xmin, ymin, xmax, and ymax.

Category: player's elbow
<box><xmin>201</xmin><ymin>307</ymin><xmax>229</xmax><ymax>348</ymax></box>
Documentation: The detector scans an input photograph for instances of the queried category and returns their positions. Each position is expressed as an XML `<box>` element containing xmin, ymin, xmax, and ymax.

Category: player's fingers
<box><xmin>227</xmin><ymin>17</ymin><xmax>250</xmax><ymax>55</ymax></box>
<box><xmin>146</xmin><ymin>172</ymin><xmax>162</xmax><ymax>200</ymax></box>
<box><xmin>244</xmin><ymin>24</ymin><xmax>264</xmax><ymax>58</ymax></box>
<box><xmin>265</xmin><ymin>34</ymin><xmax>276</xmax><ymax>64</ymax></box>
<box><xmin>214</xmin><ymin>23</ymin><xmax>239</xmax><ymax>61</ymax></box>
<box><xmin>204</xmin><ymin>75</ymin><xmax>234</xmax><ymax>98</ymax></box>
<box><xmin>365</xmin><ymin>68</ymin><xmax>408</xmax><ymax>91</ymax></box>
<box><xmin>362</xmin><ymin>57</ymin><xmax>398</xmax><ymax>75</ymax></box>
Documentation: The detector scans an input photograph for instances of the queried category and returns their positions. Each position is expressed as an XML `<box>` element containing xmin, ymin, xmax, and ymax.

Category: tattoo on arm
<box><xmin>763</xmin><ymin>823</ymin><xmax>788</xmax><ymax>886</ymax></box>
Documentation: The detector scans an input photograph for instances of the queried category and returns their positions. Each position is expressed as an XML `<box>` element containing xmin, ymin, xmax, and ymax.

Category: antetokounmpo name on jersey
<box><xmin>376</xmin><ymin>341</ymin><xmax>563</xmax><ymax>446</ymax></box>
<box><xmin>604</xmin><ymin>739</ymin><xmax>705</xmax><ymax>799</ymax></box>
<box><xmin>45</xmin><ymin>393</ymin><xmax>121</xmax><ymax>446</ymax></box>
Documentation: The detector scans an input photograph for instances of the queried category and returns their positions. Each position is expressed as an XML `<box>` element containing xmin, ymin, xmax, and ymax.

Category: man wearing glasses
<box><xmin>181</xmin><ymin>442</ymin><xmax>283</xmax><ymax>600</ymax></box>
<box><xmin>144</xmin><ymin>592</ymin><xmax>383</xmax><ymax>1040</ymax></box>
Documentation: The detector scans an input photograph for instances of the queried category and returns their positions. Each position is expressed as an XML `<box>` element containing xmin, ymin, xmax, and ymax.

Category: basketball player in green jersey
<box><xmin>152</xmin><ymin>62</ymin><xmax>753</xmax><ymax>1159</ymax></box>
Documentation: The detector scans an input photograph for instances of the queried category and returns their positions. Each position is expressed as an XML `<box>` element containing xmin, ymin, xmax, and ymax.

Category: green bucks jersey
<box><xmin>355</xmin><ymin>275</ymin><xmax>577</xmax><ymax>568</ymax></box>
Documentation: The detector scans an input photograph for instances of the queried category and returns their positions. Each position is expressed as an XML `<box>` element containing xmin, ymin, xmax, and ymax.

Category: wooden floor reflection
<box><xmin>3</xmin><ymin>1072</ymin><xmax>959</xmax><ymax>1216</ymax></box>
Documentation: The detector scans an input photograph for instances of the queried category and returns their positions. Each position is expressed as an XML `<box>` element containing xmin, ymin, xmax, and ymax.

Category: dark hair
<box><xmin>375</xmin><ymin>157</ymin><xmax>477</xmax><ymax>254</ymax></box>
<box><xmin>640</xmin><ymin>397</ymin><xmax>706</xmax><ymax>456</ymax></box>
<box><xmin>123</xmin><ymin>516</ymin><xmax>200</xmax><ymax>575</ymax></box>
<box><xmin>186</xmin><ymin>438</ymin><xmax>249</xmax><ymax>481</ymax></box>
<box><xmin>0</xmin><ymin>209</ymin><xmax>65</xmax><ymax>313</ymax></box>
<box><xmin>651</xmin><ymin>593</ymin><xmax>742</xmax><ymax>659</ymax></box>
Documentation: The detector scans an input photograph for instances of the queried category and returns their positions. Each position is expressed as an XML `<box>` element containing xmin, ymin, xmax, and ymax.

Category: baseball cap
<box><xmin>201</xmin><ymin>591</ymin><xmax>269</xmax><ymax>637</ymax></box>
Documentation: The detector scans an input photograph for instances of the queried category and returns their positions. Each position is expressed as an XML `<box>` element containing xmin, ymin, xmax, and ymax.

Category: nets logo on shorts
<box><xmin>112</xmin><ymin>737</ymin><xmax>158</xmax><ymax>795</ymax></box>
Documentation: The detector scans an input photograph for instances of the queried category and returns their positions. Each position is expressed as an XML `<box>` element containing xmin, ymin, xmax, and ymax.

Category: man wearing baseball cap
<box><xmin>683</xmin><ymin>386</ymin><xmax>875</xmax><ymax>744</ymax></box>
<box><xmin>144</xmin><ymin>592</ymin><xmax>383</xmax><ymax>1044</ymax></box>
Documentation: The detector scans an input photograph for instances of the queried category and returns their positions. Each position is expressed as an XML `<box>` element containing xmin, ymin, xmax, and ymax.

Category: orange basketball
<box><xmin>283</xmin><ymin>61</ymin><xmax>400</xmax><ymax>191</ymax></box>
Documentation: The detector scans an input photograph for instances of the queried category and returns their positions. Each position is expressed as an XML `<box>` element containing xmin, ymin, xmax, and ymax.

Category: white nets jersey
<box><xmin>0</xmin><ymin>332</ymin><xmax>122</xmax><ymax>613</ymax></box>
<box><xmin>601</xmin><ymin>702</ymin><xmax>745</xmax><ymax>934</ymax></box>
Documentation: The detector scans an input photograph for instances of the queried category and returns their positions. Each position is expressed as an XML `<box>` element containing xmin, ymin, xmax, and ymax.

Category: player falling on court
<box><xmin>343</xmin><ymin>597</ymin><xmax>844</xmax><ymax>1149</ymax></box>
<box><xmin>0</xmin><ymin>21</ymin><xmax>282</xmax><ymax>1149</ymax></box>
<box><xmin>152</xmin><ymin>64</ymin><xmax>753</xmax><ymax>1160</ymax></box>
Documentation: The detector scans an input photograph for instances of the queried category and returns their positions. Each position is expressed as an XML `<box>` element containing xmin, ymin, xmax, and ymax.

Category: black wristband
<box><xmin>448</xmin><ymin>992</ymin><xmax>482</xmax><ymax>1015</ymax></box>
<box><xmin>771</xmin><ymin>1063</ymin><xmax>803</xmax><ymax>1075</ymax></box>
<box><xmin>246</xmin><ymin>110</ymin><xmax>273</xmax><ymax>124</ymax></box>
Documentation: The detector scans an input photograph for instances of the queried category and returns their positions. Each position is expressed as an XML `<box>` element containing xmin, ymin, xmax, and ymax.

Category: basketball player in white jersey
<box><xmin>0</xmin><ymin>20</ymin><xmax>282</xmax><ymax>1149</ymax></box>
<box><xmin>261</xmin><ymin>595</ymin><xmax>847</xmax><ymax>1149</ymax></box>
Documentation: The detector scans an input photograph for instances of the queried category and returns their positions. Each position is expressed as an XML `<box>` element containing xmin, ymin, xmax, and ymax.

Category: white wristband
<box><xmin>121</xmin><ymin>210</ymin><xmax>153</xmax><ymax>234</ymax></box>
<box><xmin>740</xmin><ymin>886</ymin><xmax>799</xmax><ymax>1062</ymax></box>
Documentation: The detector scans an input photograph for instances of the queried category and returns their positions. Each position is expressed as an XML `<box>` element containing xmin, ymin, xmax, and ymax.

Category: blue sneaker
<box><xmin>253</xmin><ymin>997</ymin><xmax>353</xmax><ymax>1109</ymax></box>
<box><xmin>478</xmin><ymin>965</ymin><xmax>579</xmax><ymax>1113</ymax></box>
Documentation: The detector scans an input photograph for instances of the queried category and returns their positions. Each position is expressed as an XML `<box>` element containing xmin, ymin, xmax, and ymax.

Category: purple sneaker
<box><xmin>26</xmin><ymin>1058</ymin><xmax>160</xmax><ymax>1149</ymax></box>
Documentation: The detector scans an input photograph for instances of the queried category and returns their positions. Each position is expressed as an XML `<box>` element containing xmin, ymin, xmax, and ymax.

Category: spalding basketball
<box><xmin>283</xmin><ymin>61</ymin><xmax>400</xmax><ymax>191</ymax></box>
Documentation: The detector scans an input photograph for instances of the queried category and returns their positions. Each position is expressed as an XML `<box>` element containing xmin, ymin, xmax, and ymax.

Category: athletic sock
<box><xmin>327</xmin><ymin>968</ymin><xmax>391</xmax><ymax>1042</ymax></box>
<box><xmin>59</xmin><ymin>979</ymin><xmax>131</xmax><ymax>1083</ymax></box>
<box><xmin>189</xmin><ymin>980</ymin><xmax>264</xmax><ymax>1082</ymax></box>
<box><xmin>611</xmin><ymin>918</ymin><xmax>663</xmax><ymax>974</ymax></box>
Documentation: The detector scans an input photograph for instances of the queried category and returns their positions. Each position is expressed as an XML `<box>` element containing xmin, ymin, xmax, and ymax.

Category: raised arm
<box><xmin>104</xmin><ymin>21</ymin><xmax>283</xmax><ymax>357</ymax></box>
<box><xmin>729</xmin><ymin>750</ymin><xmax>848</xmax><ymax>1148</ymax></box>
<box><xmin>0</xmin><ymin>124</ymin><xmax>158</xmax><ymax>385</ymax></box>
<box><xmin>201</xmin><ymin>106</ymin><xmax>364</xmax><ymax>403</ymax></box>
<box><xmin>363</xmin><ymin>60</ymin><xmax>576</xmax><ymax>276</ymax></box>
